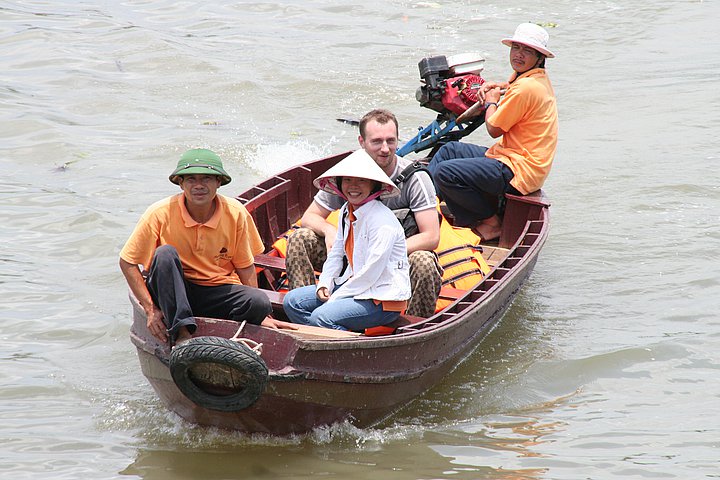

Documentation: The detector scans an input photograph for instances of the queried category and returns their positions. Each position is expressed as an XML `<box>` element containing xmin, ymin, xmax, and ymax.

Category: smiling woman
<box><xmin>339</xmin><ymin>176</ymin><xmax>377</xmax><ymax>206</ymax></box>
<box><xmin>283</xmin><ymin>149</ymin><xmax>411</xmax><ymax>331</ymax></box>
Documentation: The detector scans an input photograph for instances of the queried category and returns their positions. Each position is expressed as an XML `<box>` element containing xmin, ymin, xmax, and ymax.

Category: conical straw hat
<box><xmin>313</xmin><ymin>149</ymin><xmax>400</xmax><ymax>199</ymax></box>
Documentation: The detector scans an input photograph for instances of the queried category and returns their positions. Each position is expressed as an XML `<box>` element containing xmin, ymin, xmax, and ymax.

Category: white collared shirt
<box><xmin>318</xmin><ymin>200</ymin><xmax>411</xmax><ymax>302</ymax></box>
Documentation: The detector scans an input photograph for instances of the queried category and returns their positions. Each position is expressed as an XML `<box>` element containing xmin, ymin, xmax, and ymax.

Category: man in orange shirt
<box><xmin>428</xmin><ymin>23</ymin><xmax>558</xmax><ymax>242</ymax></box>
<box><xmin>119</xmin><ymin>148</ymin><xmax>294</xmax><ymax>347</ymax></box>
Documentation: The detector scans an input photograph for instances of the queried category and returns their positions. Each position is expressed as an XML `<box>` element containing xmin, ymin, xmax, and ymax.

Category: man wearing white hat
<box><xmin>283</xmin><ymin>150</ymin><xmax>411</xmax><ymax>331</ymax></box>
<box><xmin>428</xmin><ymin>22</ymin><xmax>558</xmax><ymax>242</ymax></box>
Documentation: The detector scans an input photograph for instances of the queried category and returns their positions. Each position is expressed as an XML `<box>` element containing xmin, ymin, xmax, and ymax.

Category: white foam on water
<box><xmin>251</xmin><ymin>139</ymin><xmax>338</xmax><ymax>179</ymax></box>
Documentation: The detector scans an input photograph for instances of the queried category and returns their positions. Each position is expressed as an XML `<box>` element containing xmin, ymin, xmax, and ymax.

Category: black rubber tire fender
<box><xmin>169</xmin><ymin>336</ymin><xmax>268</xmax><ymax>412</ymax></box>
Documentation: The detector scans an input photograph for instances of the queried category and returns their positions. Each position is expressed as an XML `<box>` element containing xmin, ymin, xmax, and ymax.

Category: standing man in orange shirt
<box><xmin>428</xmin><ymin>23</ymin><xmax>558</xmax><ymax>242</ymax></box>
<box><xmin>119</xmin><ymin>148</ymin><xmax>294</xmax><ymax>347</ymax></box>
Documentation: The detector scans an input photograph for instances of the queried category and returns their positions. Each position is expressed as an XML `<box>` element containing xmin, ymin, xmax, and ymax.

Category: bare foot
<box><xmin>472</xmin><ymin>216</ymin><xmax>502</xmax><ymax>242</ymax></box>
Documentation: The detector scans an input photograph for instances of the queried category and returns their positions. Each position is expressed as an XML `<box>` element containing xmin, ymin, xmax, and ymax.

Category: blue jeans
<box><xmin>283</xmin><ymin>285</ymin><xmax>400</xmax><ymax>331</ymax></box>
<box><xmin>427</xmin><ymin>142</ymin><xmax>519</xmax><ymax>227</ymax></box>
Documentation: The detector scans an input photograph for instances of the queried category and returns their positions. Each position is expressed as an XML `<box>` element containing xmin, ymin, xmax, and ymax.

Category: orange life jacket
<box><xmin>433</xmin><ymin>211</ymin><xmax>490</xmax><ymax>311</ymax></box>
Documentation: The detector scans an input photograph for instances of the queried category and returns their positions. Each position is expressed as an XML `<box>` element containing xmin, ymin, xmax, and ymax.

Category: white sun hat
<box><xmin>501</xmin><ymin>23</ymin><xmax>555</xmax><ymax>58</ymax></box>
<box><xmin>314</xmin><ymin>149</ymin><xmax>400</xmax><ymax>200</ymax></box>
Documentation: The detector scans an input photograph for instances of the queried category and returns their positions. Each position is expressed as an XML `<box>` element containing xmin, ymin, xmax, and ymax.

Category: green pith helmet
<box><xmin>169</xmin><ymin>148</ymin><xmax>232</xmax><ymax>185</ymax></box>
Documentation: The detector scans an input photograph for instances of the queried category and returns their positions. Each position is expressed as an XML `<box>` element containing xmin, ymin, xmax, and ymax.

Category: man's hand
<box><xmin>483</xmin><ymin>86</ymin><xmax>503</xmax><ymax>104</ymax></box>
<box><xmin>120</xmin><ymin>258</ymin><xmax>169</xmax><ymax>343</ymax></box>
<box><xmin>260</xmin><ymin>317</ymin><xmax>299</xmax><ymax>330</ymax></box>
<box><xmin>146</xmin><ymin>304</ymin><xmax>168</xmax><ymax>342</ymax></box>
<box><xmin>480</xmin><ymin>81</ymin><xmax>509</xmax><ymax>103</ymax></box>
<box><xmin>300</xmin><ymin>201</ymin><xmax>336</xmax><ymax>251</ymax></box>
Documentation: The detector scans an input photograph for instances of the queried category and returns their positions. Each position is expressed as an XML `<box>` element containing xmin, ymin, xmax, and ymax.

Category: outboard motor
<box><xmin>416</xmin><ymin>53</ymin><xmax>485</xmax><ymax>117</ymax></box>
<box><xmin>397</xmin><ymin>53</ymin><xmax>487</xmax><ymax>157</ymax></box>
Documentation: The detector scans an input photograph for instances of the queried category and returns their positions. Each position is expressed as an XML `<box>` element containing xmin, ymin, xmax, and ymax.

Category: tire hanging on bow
<box><xmin>169</xmin><ymin>336</ymin><xmax>268</xmax><ymax>412</ymax></box>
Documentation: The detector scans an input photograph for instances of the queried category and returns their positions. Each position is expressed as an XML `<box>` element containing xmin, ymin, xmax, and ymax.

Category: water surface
<box><xmin>1</xmin><ymin>1</ymin><xmax>719</xmax><ymax>478</ymax></box>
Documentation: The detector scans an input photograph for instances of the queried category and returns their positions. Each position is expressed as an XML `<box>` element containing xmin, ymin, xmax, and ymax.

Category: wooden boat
<box><xmin>128</xmin><ymin>150</ymin><xmax>550</xmax><ymax>435</ymax></box>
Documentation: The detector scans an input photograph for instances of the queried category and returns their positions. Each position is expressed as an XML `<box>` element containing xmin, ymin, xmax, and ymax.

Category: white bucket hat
<box><xmin>501</xmin><ymin>23</ymin><xmax>555</xmax><ymax>58</ymax></box>
<box><xmin>314</xmin><ymin>149</ymin><xmax>400</xmax><ymax>201</ymax></box>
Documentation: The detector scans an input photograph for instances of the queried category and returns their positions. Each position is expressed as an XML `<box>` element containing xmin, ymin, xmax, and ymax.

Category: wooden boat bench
<box><xmin>255</xmin><ymin>253</ymin><xmax>286</xmax><ymax>271</ymax></box>
<box><xmin>260</xmin><ymin>288</ymin><xmax>286</xmax><ymax>312</ymax></box>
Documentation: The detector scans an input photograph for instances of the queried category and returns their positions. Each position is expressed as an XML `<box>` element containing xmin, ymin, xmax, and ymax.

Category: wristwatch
<box><xmin>484</xmin><ymin>102</ymin><xmax>498</xmax><ymax>109</ymax></box>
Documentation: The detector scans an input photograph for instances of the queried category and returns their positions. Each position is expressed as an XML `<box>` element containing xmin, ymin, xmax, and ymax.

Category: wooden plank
<box><xmin>505</xmin><ymin>191</ymin><xmax>551</xmax><ymax>208</ymax></box>
<box><xmin>283</xmin><ymin>324</ymin><xmax>361</xmax><ymax>339</ymax></box>
<box><xmin>482</xmin><ymin>246</ymin><xmax>511</xmax><ymax>267</ymax></box>
<box><xmin>438</xmin><ymin>285</ymin><xmax>468</xmax><ymax>301</ymax></box>
<box><xmin>261</xmin><ymin>289</ymin><xmax>285</xmax><ymax>307</ymax></box>
<box><xmin>255</xmin><ymin>253</ymin><xmax>286</xmax><ymax>271</ymax></box>
<box><xmin>257</xmin><ymin>287</ymin><xmax>384</xmax><ymax>338</ymax></box>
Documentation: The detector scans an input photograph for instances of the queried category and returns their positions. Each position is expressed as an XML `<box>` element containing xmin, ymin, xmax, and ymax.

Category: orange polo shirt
<box><xmin>486</xmin><ymin>68</ymin><xmax>558</xmax><ymax>194</ymax></box>
<box><xmin>120</xmin><ymin>193</ymin><xmax>264</xmax><ymax>286</ymax></box>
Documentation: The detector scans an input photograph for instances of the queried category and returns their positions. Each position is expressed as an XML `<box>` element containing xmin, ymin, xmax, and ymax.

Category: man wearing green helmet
<box><xmin>119</xmin><ymin>148</ymin><xmax>295</xmax><ymax>346</ymax></box>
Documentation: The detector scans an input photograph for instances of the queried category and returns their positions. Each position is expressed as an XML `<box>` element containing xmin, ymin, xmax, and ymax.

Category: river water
<box><xmin>1</xmin><ymin>1</ymin><xmax>718</xmax><ymax>479</ymax></box>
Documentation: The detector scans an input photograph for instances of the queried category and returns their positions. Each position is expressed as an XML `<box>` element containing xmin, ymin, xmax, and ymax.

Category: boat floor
<box><xmin>481</xmin><ymin>245</ymin><xmax>511</xmax><ymax>268</ymax></box>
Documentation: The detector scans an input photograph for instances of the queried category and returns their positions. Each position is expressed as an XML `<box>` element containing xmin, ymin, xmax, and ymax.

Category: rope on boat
<box><xmin>230</xmin><ymin>321</ymin><xmax>263</xmax><ymax>355</ymax></box>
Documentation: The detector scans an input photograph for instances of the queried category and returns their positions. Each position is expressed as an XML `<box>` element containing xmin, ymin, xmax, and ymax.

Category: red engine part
<box><xmin>441</xmin><ymin>74</ymin><xmax>485</xmax><ymax>116</ymax></box>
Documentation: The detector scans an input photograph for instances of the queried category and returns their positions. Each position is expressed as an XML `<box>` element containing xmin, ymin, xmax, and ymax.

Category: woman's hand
<box><xmin>316</xmin><ymin>287</ymin><xmax>330</xmax><ymax>302</ymax></box>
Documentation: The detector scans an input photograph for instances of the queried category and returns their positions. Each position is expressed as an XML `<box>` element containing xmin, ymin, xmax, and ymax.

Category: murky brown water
<box><xmin>2</xmin><ymin>1</ymin><xmax>719</xmax><ymax>478</ymax></box>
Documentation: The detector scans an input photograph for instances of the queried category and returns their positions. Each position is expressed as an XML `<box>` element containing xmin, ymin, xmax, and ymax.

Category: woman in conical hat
<box><xmin>283</xmin><ymin>149</ymin><xmax>411</xmax><ymax>331</ymax></box>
